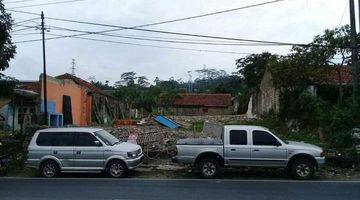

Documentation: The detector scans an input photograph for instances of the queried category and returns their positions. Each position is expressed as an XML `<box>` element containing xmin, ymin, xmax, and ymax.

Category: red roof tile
<box><xmin>18</xmin><ymin>81</ymin><xmax>40</xmax><ymax>93</ymax></box>
<box><xmin>173</xmin><ymin>93</ymin><xmax>233</xmax><ymax>107</ymax></box>
<box><xmin>333</xmin><ymin>67</ymin><xmax>353</xmax><ymax>84</ymax></box>
<box><xmin>56</xmin><ymin>73</ymin><xmax>116</xmax><ymax>99</ymax></box>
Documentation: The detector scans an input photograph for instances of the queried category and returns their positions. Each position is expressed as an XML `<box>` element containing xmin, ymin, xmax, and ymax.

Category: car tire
<box><xmin>291</xmin><ymin>158</ymin><xmax>315</xmax><ymax>180</ymax></box>
<box><xmin>107</xmin><ymin>160</ymin><xmax>128</xmax><ymax>178</ymax></box>
<box><xmin>40</xmin><ymin>160</ymin><xmax>60</xmax><ymax>178</ymax></box>
<box><xmin>198</xmin><ymin>158</ymin><xmax>220</xmax><ymax>179</ymax></box>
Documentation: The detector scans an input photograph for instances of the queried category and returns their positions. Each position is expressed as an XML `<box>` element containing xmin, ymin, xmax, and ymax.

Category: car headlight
<box><xmin>127</xmin><ymin>151</ymin><xmax>138</xmax><ymax>158</ymax></box>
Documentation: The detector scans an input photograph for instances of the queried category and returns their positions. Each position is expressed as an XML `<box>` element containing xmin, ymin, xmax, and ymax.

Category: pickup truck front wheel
<box><xmin>291</xmin><ymin>158</ymin><xmax>315</xmax><ymax>180</ymax></box>
<box><xmin>198</xmin><ymin>158</ymin><xmax>220</xmax><ymax>179</ymax></box>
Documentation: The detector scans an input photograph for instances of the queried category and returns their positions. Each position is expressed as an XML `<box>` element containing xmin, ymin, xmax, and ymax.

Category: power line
<box><xmin>17</xmin><ymin>32</ymin><xmax>253</xmax><ymax>55</ymax></box>
<box><xmin>6</xmin><ymin>0</ymin><xmax>297</xmax><ymax>45</ymax></box>
<box><xmin>4</xmin><ymin>0</ymin><xmax>41</xmax><ymax>4</ymax></box>
<box><xmin>338</xmin><ymin>1</ymin><xmax>348</xmax><ymax>26</ymax></box>
<box><xmin>15</xmin><ymin>20</ymin><xmax>308</xmax><ymax>46</ymax></box>
<box><xmin>7</xmin><ymin>0</ymin><xmax>86</xmax><ymax>9</ymax></box>
<box><xmin>45</xmin><ymin>25</ymin><xmax>281</xmax><ymax>46</ymax></box>
<box><xmin>11</xmin><ymin>26</ymin><xmax>36</xmax><ymax>32</ymax></box>
<box><xmin>13</xmin><ymin>17</ymin><xmax>39</xmax><ymax>25</ymax></box>
<box><xmin>12</xmin><ymin>32</ymin><xmax>40</xmax><ymax>36</ymax></box>
<box><xmin>7</xmin><ymin>0</ymin><xmax>285</xmax><ymax>24</ymax></box>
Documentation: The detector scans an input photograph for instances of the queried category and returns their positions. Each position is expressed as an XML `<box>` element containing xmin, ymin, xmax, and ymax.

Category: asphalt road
<box><xmin>0</xmin><ymin>178</ymin><xmax>359</xmax><ymax>200</ymax></box>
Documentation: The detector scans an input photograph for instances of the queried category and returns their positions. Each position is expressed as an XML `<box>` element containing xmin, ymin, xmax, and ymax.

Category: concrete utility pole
<box><xmin>349</xmin><ymin>0</ymin><xmax>359</xmax><ymax>104</ymax></box>
<box><xmin>71</xmin><ymin>59</ymin><xmax>76</xmax><ymax>75</ymax></box>
<box><xmin>41</xmin><ymin>11</ymin><xmax>48</xmax><ymax>125</ymax></box>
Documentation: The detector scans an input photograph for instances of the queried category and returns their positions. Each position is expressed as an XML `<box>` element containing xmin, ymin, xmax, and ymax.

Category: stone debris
<box><xmin>104</xmin><ymin>115</ymin><xmax>247</xmax><ymax>157</ymax></box>
<box><xmin>168</xmin><ymin>115</ymin><xmax>247</xmax><ymax>128</ymax></box>
<box><xmin>105</xmin><ymin>124</ymin><xmax>195</xmax><ymax>157</ymax></box>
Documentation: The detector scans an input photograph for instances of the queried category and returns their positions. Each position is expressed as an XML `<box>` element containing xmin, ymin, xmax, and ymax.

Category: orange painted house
<box><xmin>40</xmin><ymin>75</ymin><xmax>92</xmax><ymax>126</ymax></box>
<box><xmin>21</xmin><ymin>73</ymin><xmax>126</xmax><ymax>127</ymax></box>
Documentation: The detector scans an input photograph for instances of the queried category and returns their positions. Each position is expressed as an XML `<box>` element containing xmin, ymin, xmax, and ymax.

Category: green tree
<box><xmin>236</xmin><ymin>52</ymin><xmax>278</xmax><ymax>91</ymax></box>
<box><xmin>290</xmin><ymin>25</ymin><xmax>353</xmax><ymax>104</ymax></box>
<box><xmin>115</xmin><ymin>72</ymin><xmax>137</xmax><ymax>87</ymax></box>
<box><xmin>90</xmin><ymin>80</ymin><xmax>114</xmax><ymax>90</ymax></box>
<box><xmin>0</xmin><ymin>1</ymin><xmax>16</xmax><ymax>71</ymax></box>
<box><xmin>137</xmin><ymin>76</ymin><xmax>149</xmax><ymax>87</ymax></box>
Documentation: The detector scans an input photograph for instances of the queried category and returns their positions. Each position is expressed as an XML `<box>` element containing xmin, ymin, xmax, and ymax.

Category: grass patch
<box><xmin>182</xmin><ymin>120</ymin><xmax>204</xmax><ymax>133</ymax></box>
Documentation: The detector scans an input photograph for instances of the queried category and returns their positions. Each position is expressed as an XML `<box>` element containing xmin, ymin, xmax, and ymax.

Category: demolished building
<box><xmin>1</xmin><ymin>73</ymin><xmax>127</xmax><ymax>131</ymax></box>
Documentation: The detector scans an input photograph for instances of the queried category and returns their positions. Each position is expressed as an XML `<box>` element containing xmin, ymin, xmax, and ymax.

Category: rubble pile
<box><xmin>169</xmin><ymin>115</ymin><xmax>247</xmax><ymax>128</ymax></box>
<box><xmin>105</xmin><ymin>125</ymin><xmax>195</xmax><ymax>157</ymax></box>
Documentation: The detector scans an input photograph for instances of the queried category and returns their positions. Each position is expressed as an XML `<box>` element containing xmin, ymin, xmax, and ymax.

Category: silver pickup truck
<box><xmin>173</xmin><ymin>125</ymin><xmax>325</xmax><ymax>179</ymax></box>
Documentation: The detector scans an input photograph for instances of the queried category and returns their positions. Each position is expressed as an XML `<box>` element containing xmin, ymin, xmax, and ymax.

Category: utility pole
<box><xmin>71</xmin><ymin>58</ymin><xmax>76</xmax><ymax>75</ymax></box>
<box><xmin>187</xmin><ymin>71</ymin><xmax>193</xmax><ymax>92</ymax></box>
<box><xmin>41</xmin><ymin>11</ymin><xmax>48</xmax><ymax>125</ymax></box>
<box><xmin>349</xmin><ymin>0</ymin><xmax>359</xmax><ymax>105</ymax></box>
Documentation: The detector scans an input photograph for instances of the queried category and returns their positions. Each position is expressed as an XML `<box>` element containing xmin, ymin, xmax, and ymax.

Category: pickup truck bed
<box><xmin>177</xmin><ymin>138</ymin><xmax>223</xmax><ymax>145</ymax></box>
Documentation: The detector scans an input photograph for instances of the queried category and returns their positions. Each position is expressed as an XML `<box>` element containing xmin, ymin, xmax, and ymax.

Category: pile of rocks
<box><xmin>105</xmin><ymin>125</ymin><xmax>195</xmax><ymax>156</ymax></box>
<box><xmin>168</xmin><ymin>115</ymin><xmax>248</xmax><ymax>128</ymax></box>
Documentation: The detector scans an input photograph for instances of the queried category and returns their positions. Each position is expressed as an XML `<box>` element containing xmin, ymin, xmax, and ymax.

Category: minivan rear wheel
<box><xmin>40</xmin><ymin>160</ymin><xmax>60</xmax><ymax>178</ymax></box>
<box><xmin>107</xmin><ymin>160</ymin><xmax>127</xmax><ymax>178</ymax></box>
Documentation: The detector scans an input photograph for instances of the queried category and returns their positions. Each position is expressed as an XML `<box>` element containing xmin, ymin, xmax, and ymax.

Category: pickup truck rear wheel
<box><xmin>198</xmin><ymin>158</ymin><xmax>220</xmax><ymax>179</ymax></box>
<box><xmin>291</xmin><ymin>158</ymin><xmax>314</xmax><ymax>180</ymax></box>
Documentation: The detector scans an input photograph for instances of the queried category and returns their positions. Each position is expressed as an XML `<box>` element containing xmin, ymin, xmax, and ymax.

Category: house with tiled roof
<box><xmin>166</xmin><ymin>93</ymin><xmax>235</xmax><ymax>115</ymax></box>
<box><xmin>17</xmin><ymin>73</ymin><xmax>127</xmax><ymax>127</ymax></box>
<box><xmin>247</xmin><ymin>66</ymin><xmax>354</xmax><ymax>117</ymax></box>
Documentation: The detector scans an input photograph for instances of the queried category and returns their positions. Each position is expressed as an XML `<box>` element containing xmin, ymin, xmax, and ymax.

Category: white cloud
<box><xmin>3</xmin><ymin>0</ymin><xmax>350</xmax><ymax>85</ymax></box>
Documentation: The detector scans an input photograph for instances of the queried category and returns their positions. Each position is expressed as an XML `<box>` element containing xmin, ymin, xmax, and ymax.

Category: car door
<box><xmin>38</xmin><ymin>132</ymin><xmax>75</xmax><ymax>168</ymax></box>
<box><xmin>225</xmin><ymin>129</ymin><xmax>251</xmax><ymax>166</ymax></box>
<box><xmin>73</xmin><ymin>132</ymin><xmax>104</xmax><ymax>169</ymax></box>
<box><xmin>250</xmin><ymin>130</ymin><xmax>287</xmax><ymax>167</ymax></box>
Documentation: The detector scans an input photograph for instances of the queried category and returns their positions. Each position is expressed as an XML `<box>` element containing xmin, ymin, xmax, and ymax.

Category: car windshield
<box><xmin>94</xmin><ymin>130</ymin><xmax>120</xmax><ymax>146</ymax></box>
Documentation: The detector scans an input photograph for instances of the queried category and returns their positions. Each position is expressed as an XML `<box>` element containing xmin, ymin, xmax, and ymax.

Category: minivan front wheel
<box><xmin>107</xmin><ymin>160</ymin><xmax>127</xmax><ymax>178</ymax></box>
<box><xmin>40</xmin><ymin>160</ymin><xmax>59</xmax><ymax>178</ymax></box>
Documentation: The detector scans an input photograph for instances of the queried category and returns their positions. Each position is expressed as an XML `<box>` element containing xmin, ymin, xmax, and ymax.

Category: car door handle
<box><xmin>76</xmin><ymin>151</ymin><xmax>81</xmax><ymax>154</ymax></box>
<box><xmin>230</xmin><ymin>149</ymin><xmax>236</xmax><ymax>151</ymax></box>
<box><xmin>53</xmin><ymin>151</ymin><xmax>58</xmax><ymax>154</ymax></box>
<box><xmin>253</xmin><ymin>149</ymin><xmax>260</xmax><ymax>152</ymax></box>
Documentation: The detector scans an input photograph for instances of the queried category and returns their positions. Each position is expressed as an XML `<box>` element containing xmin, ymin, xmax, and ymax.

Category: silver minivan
<box><xmin>26</xmin><ymin>127</ymin><xmax>143</xmax><ymax>178</ymax></box>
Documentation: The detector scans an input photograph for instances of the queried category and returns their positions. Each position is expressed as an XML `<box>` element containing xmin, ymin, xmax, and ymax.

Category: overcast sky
<box><xmin>2</xmin><ymin>0</ymin><xmax>353</xmax><ymax>85</ymax></box>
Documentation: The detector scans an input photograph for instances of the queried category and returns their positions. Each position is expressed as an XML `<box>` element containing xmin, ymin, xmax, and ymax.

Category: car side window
<box><xmin>75</xmin><ymin>132</ymin><xmax>99</xmax><ymax>146</ymax></box>
<box><xmin>229</xmin><ymin>130</ymin><xmax>247</xmax><ymax>145</ymax></box>
<box><xmin>36</xmin><ymin>132</ymin><xmax>74</xmax><ymax>146</ymax></box>
<box><xmin>36</xmin><ymin>132</ymin><xmax>52</xmax><ymax>146</ymax></box>
<box><xmin>252</xmin><ymin>130</ymin><xmax>279</xmax><ymax>146</ymax></box>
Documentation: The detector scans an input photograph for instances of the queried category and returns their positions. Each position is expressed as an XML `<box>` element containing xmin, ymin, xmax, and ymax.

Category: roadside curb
<box><xmin>1</xmin><ymin>177</ymin><xmax>360</xmax><ymax>183</ymax></box>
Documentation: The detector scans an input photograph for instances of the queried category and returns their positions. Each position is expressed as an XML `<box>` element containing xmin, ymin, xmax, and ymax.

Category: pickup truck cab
<box><xmin>173</xmin><ymin>125</ymin><xmax>325</xmax><ymax>179</ymax></box>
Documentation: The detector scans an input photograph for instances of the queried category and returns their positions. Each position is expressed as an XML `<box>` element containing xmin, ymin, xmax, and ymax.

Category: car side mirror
<box><xmin>276</xmin><ymin>140</ymin><xmax>282</xmax><ymax>147</ymax></box>
<box><xmin>94</xmin><ymin>140</ymin><xmax>102</xmax><ymax>146</ymax></box>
